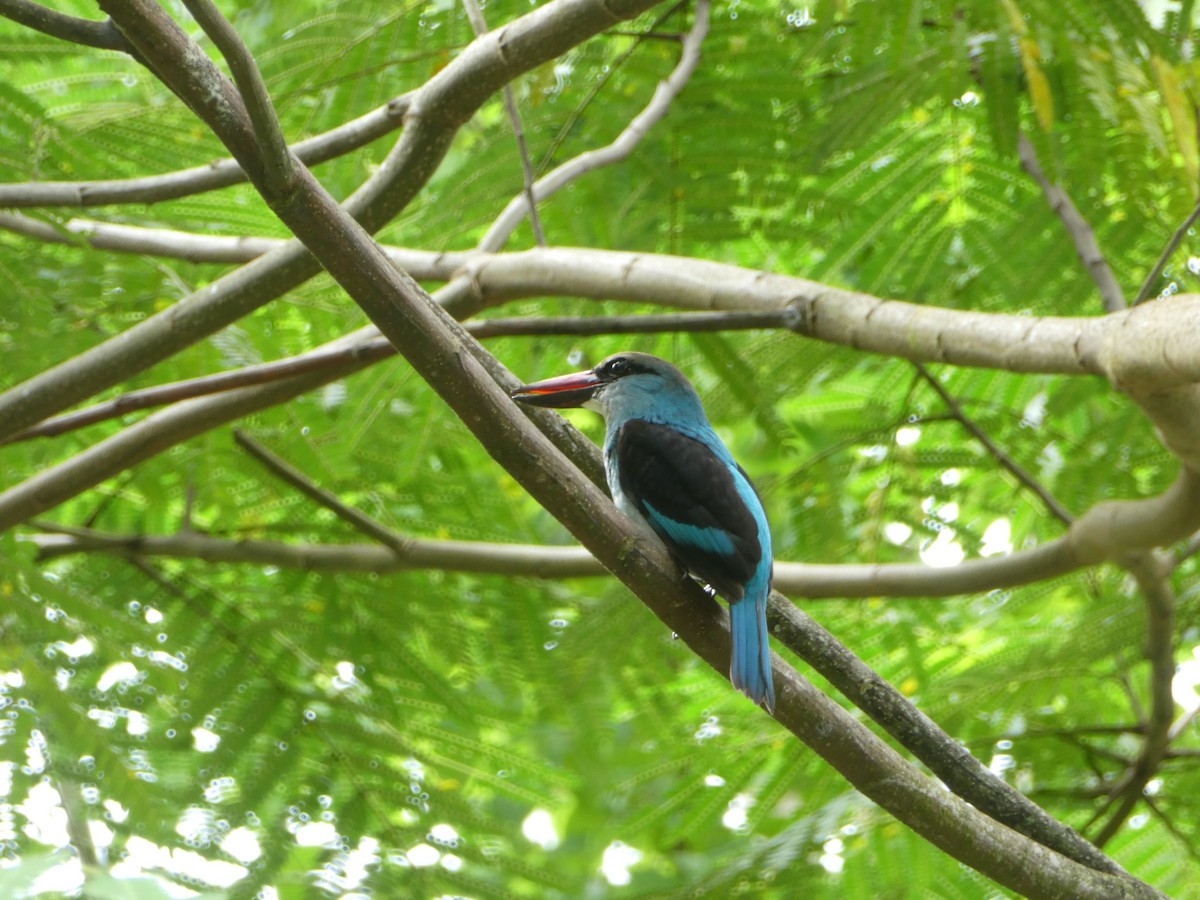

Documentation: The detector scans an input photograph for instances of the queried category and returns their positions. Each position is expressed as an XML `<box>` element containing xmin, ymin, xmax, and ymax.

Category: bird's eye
<box><xmin>603</xmin><ymin>357</ymin><xmax>630</xmax><ymax>379</ymax></box>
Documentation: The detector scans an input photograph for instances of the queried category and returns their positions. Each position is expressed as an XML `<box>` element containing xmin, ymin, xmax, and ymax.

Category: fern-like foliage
<box><xmin>3</xmin><ymin>0</ymin><xmax>1200</xmax><ymax>896</ymax></box>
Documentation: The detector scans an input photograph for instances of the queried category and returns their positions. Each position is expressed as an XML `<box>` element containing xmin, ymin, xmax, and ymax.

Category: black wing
<box><xmin>615</xmin><ymin>419</ymin><xmax>761</xmax><ymax>600</ymax></box>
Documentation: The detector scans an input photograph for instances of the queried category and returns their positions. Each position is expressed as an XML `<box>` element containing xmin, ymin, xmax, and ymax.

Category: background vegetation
<box><xmin>2</xmin><ymin>0</ymin><xmax>1200</xmax><ymax>896</ymax></box>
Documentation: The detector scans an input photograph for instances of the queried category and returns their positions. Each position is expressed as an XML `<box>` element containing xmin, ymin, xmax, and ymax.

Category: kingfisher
<box><xmin>512</xmin><ymin>352</ymin><xmax>776</xmax><ymax>712</ymax></box>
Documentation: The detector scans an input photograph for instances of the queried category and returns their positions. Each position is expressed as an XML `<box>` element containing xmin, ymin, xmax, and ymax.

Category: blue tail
<box><xmin>729</xmin><ymin>586</ymin><xmax>775</xmax><ymax>712</ymax></box>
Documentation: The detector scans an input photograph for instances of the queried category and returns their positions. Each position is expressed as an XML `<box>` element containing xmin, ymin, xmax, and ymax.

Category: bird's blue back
<box><xmin>594</xmin><ymin>368</ymin><xmax>775</xmax><ymax>711</ymax></box>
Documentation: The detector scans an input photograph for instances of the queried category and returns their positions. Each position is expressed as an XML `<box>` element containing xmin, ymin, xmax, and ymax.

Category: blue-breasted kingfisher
<box><xmin>512</xmin><ymin>352</ymin><xmax>776</xmax><ymax>712</ymax></box>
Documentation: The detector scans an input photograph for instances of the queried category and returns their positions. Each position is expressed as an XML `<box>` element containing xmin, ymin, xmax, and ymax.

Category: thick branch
<box><xmin>20</xmin><ymin>204</ymin><xmax>1200</xmax><ymax>405</ymax></box>
<box><xmin>15</xmin><ymin>221</ymin><xmax>1200</xmax><ymax>451</ymax></box>
<box><xmin>1066</xmin><ymin>469</ymin><xmax>1200</xmax><ymax>565</ymax></box>
<box><xmin>22</xmin><ymin>524</ymin><xmax>1075</xmax><ymax>599</ymax></box>
<box><xmin>17</xmin><ymin>196</ymin><xmax>1200</xmax><ymax>402</ymax></box>
<box><xmin>0</xmin><ymin>0</ymin><xmax>128</xmax><ymax>51</ymax></box>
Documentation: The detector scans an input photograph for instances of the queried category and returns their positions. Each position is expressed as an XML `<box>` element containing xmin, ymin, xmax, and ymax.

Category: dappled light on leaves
<box><xmin>1</xmin><ymin>0</ymin><xmax>1199</xmax><ymax>896</ymax></box>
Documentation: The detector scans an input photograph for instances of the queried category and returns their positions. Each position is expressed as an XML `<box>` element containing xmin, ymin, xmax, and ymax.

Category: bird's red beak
<box><xmin>511</xmin><ymin>369</ymin><xmax>604</xmax><ymax>408</ymax></box>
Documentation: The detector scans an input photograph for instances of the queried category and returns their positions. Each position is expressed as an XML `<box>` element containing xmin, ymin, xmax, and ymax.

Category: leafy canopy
<box><xmin>2</xmin><ymin>0</ymin><xmax>1200</xmax><ymax>897</ymax></box>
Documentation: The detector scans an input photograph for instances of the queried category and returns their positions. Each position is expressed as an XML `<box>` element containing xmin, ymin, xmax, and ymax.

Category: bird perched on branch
<box><xmin>512</xmin><ymin>352</ymin><xmax>775</xmax><ymax>712</ymax></box>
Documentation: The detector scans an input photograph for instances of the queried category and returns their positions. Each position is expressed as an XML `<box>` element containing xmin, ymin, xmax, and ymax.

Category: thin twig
<box><xmin>1172</xmin><ymin>527</ymin><xmax>1200</xmax><ymax>569</ymax></box>
<box><xmin>179</xmin><ymin>0</ymin><xmax>294</xmax><ymax>186</ymax></box>
<box><xmin>232</xmin><ymin>430</ymin><xmax>412</xmax><ymax>554</ymax></box>
<box><xmin>1143</xmin><ymin>795</ymin><xmax>1200</xmax><ymax>866</ymax></box>
<box><xmin>964</xmin><ymin>724</ymin><xmax>1146</xmax><ymax>752</ymax></box>
<box><xmin>1053</xmin><ymin>733</ymin><xmax>1134</xmax><ymax>767</ymax></box>
<box><xmin>1133</xmin><ymin>198</ymin><xmax>1200</xmax><ymax>306</ymax></box>
<box><xmin>606</xmin><ymin>29</ymin><xmax>687</xmax><ymax>40</ymax></box>
<box><xmin>182</xmin><ymin>464</ymin><xmax>197</xmax><ymax>531</ymax></box>
<box><xmin>461</xmin><ymin>0</ymin><xmax>546</xmax><ymax>245</ymax></box>
<box><xmin>473</xmin><ymin>308</ymin><xmax>789</xmax><ymax>336</ymax></box>
<box><xmin>914</xmin><ymin>363</ymin><xmax>1074</xmax><ymax>523</ymax></box>
<box><xmin>1017</xmin><ymin>132</ymin><xmax>1127</xmax><ymax>313</ymax></box>
<box><xmin>1165</xmin><ymin>747</ymin><xmax>1200</xmax><ymax>759</ymax></box>
<box><xmin>3</xmin><ymin>310</ymin><xmax>789</xmax><ymax>444</ymax></box>
<box><xmin>1121</xmin><ymin>671</ymin><xmax>1149</xmax><ymax>727</ymax></box>
<box><xmin>1168</xmin><ymin>703</ymin><xmax>1200</xmax><ymax>743</ymax></box>
<box><xmin>1</xmin><ymin>338</ymin><xmax>394</xmax><ymax>445</ymax></box>
<box><xmin>53</xmin><ymin>772</ymin><xmax>99</xmax><ymax>868</ymax></box>
<box><xmin>1091</xmin><ymin>553</ymin><xmax>1177</xmax><ymax>848</ymax></box>
<box><xmin>535</xmin><ymin>0</ymin><xmax>687</xmax><ymax>174</ymax></box>
<box><xmin>0</xmin><ymin>214</ymin><xmax>454</xmax><ymax>266</ymax></box>
<box><xmin>0</xmin><ymin>95</ymin><xmax>412</xmax><ymax>209</ymax></box>
<box><xmin>478</xmin><ymin>0</ymin><xmax>708</xmax><ymax>252</ymax></box>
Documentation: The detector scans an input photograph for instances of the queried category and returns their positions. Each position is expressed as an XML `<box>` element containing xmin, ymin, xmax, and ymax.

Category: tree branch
<box><xmin>31</xmin><ymin>524</ymin><xmax>600</xmax><ymax>578</ymax></box>
<box><xmin>1</xmin><ymin>337</ymin><xmax>396</xmax><ymax>444</ymax></box>
<box><xmin>1091</xmin><ymin>553</ymin><xmax>1178</xmax><ymax>847</ymax></box>
<box><xmin>769</xmin><ymin>599</ymin><xmax>1129</xmax><ymax>878</ymax></box>
<box><xmin>232</xmin><ymin>430</ymin><xmax>412</xmax><ymax>554</ymax></box>
<box><xmin>179</xmin><ymin>0</ymin><xmax>295</xmax><ymax>189</ymax></box>
<box><xmin>0</xmin><ymin>211</ymin><xmax>73</xmax><ymax>245</ymax></box>
<box><xmin>0</xmin><ymin>95</ymin><xmax>413</xmax><ymax>208</ymax></box>
<box><xmin>915</xmin><ymin>363</ymin><xmax>1074</xmax><ymax>524</ymax></box>
<box><xmin>22</xmin><ymin>521</ymin><xmax>1080</xmax><ymax>600</ymax></box>
<box><xmin>478</xmin><ymin>0</ymin><xmax>709</xmax><ymax>252</ymax></box>
<box><xmin>461</xmin><ymin>0</ymin><xmax>547</xmax><ymax>246</ymax></box>
<box><xmin>1018</xmin><ymin>132</ymin><xmax>1127</xmax><ymax>313</ymax></box>
<box><xmin>18</xmin><ymin>198</ymin><xmax>1200</xmax><ymax>411</ymax></box>
<box><xmin>917</xmin><ymin>351</ymin><xmax>1182</xmax><ymax>848</ymax></box>
<box><xmin>15</xmin><ymin>226</ymin><xmax>1200</xmax><ymax>452</ymax></box>
<box><xmin>0</xmin><ymin>0</ymin><xmax>128</xmax><ymax>51</ymax></box>
<box><xmin>1134</xmin><ymin>197</ymin><xmax>1200</xmax><ymax>306</ymax></box>
<box><xmin>2</xmin><ymin>310</ymin><xmax>789</xmax><ymax>445</ymax></box>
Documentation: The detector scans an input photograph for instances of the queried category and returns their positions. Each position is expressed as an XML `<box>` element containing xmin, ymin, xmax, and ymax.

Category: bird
<box><xmin>512</xmin><ymin>352</ymin><xmax>775</xmax><ymax>712</ymax></box>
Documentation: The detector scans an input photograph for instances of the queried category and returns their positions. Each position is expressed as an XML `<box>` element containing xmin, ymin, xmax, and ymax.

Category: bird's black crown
<box><xmin>596</xmin><ymin>354</ymin><xmax>654</xmax><ymax>381</ymax></box>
